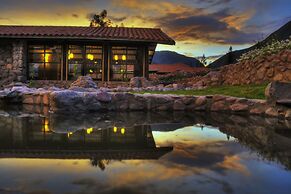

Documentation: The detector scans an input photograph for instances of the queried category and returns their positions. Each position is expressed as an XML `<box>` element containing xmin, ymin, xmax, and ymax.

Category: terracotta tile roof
<box><xmin>0</xmin><ymin>25</ymin><xmax>175</xmax><ymax>45</ymax></box>
<box><xmin>150</xmin><ymin>64</ymin><xmax>207</xmax><ymax>73</ymax></box>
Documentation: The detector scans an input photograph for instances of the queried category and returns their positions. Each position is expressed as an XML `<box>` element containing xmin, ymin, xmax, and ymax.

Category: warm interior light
<box><xmin>68</xmin><ymin>51</ymin><xmax>74</xmax><ymax>60</ymax></box>
<box><xmin>44</xmin><ymin>54</ymin><xmax>50</xmax><ymax>63</ymax></box>
<box><xmin>44</xmin><ymin>118</ymin><xmax>49</xmax><ymax>125</ymax></box>
<box><xmin>121</xmin><ymin>127</ymin><xmax>125</xmax><ymax>135</ymax></box>
<box><xmin>43</xmin><ymin>118</ymin><xmax>50</xmax><ymax>132</ymax></box>
<box><xmin>114</xmin><ymin>55</ymin><xmax>119</xmax><ymax>61</ymax></box>
<box><xmin>86</xmin><ymin>127</ymin><xmax>93</xmax><ymax>134</ymax></box>
<box><xmin>99</xmin><ymin>69</ymin><xmax>102</xmax><ymax>73</ymax></box>
<box><xmin>67</xmin><ymin>132</ymin><xmax>73</xmax><ymax>138</ymax></box>
<box><xmin>89</xmin><ymin>69</ymin><xmax>94</xmax><ymax>73</ymax></box>
<box><xmin>122</xmin><ymin>55</ymin><xmax>126</xmax><ymax>61</ymax></box>
<box><xmin>44</xmin><ymin>124</ymin><xmax>50</xmax><ymax>132</ymax></box>
<box><xmin>120</xmin><ymin>69</ymin><xmax>125</xmax><ymax>73</ymax></box>
<box><xmin>87</xmin><ymin>54</ymin><xmax>94</xmax><ymax>60</ymax></box>
<box><xmin>113</xmin><ymin>126</ymin><xmax>117</xmax><ymax>133</ymax></box>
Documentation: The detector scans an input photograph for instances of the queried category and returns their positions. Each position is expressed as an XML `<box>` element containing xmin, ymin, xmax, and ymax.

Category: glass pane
<box><xmin>85</xmin><ymin>45</ymin><xmax>103</xmax><ymax>80</ymax></box>
<box><xmin>44</xmin><ymin>63</ymin><xmax>62</xmax><ymax>80</ymax></box>
<box><xmin>29</xmin><ymin>45</ymin><xmax>45</xmax><ymax>53</ymax></box>
<box><xmin>111</xmin><ymin>47</ymin><xmax>137</xmax><ymax>81</ymax></box>
<box><xmin>68</xmin><ymin>63</ymin><xmax>82</xmax><ymax>80</ymax></box>
<box><xmin>29</xmin><ymin>63</ymin><xmax>44</xmax><ymax>80</ymax></box>
<box><xmin>29</xmin><ymin>53</ymin><xmax>44</xmax><ymax>63</ymax></box>
<box><xmin>28</xmin><ymin>44</ymin><xmax>62</xmax><ymax>80</ymax></box>
<box><xmin>68</xmin><ymin>45</ymin><xmax>84</xmax><ymax>80</ymax></box>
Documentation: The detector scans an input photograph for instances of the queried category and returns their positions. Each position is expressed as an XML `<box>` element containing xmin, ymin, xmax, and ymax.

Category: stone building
<box><xmin>0</xmin><ymin>25</ymin><xmax>175</xmax><ymax>87</ymax></box>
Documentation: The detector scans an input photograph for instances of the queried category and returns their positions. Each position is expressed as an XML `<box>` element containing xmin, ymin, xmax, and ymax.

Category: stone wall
<box><xmin>1</xmin><ymin>86</ymin><xmax>290</xmax><ymax>119</ymax></box>
<box><xmin>190</xmin><ymin>49</ymin><xmax>291</xmax><ymax>87</ymax></box>
<box><xmin>0</xmin><ymin>40</ymin><xmax>26</xmax><ymax>88</ymax></box>
<box><xmin>29</xmin><ymin>80</ymin><xmax>131</xmax><ymax>89</ymax></box>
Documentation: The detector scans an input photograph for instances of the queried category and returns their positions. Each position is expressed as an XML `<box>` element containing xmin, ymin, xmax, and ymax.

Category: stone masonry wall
<box><xmin>0</xmin><ymin>40</ymin><xmax>26</xmax><ymax>88</ymax></box>
<box><xmin>190</xmin><ymin>49</ymin><xmax>291</xmax><ymax>87</ymax></box>
<box><xmin>1</xmin><ymin>86</ymin><xmax>290</xmax><ymax>119</ymax></box>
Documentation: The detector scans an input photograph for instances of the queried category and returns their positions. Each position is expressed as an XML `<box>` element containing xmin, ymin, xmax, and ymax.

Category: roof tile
<box><xmin>0</xmin><ymin>25</ymin><xmax>175</xmax><ymax>45</ymax></box>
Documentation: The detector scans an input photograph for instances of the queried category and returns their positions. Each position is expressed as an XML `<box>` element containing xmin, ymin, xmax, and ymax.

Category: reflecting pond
<box><xmin>0</xmin><ymin>108</ymin><xmax>291</xmax><ymax>194</ymax></box>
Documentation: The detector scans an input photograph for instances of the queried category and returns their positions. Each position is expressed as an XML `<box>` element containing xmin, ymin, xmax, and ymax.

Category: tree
<box><xmin>90</xmin><ymin>10</ymin><xmax>112</xmax><ymax>27</ymax></box>
<box><xmin>228</xmin><ymin>46</ymin><xmax>232</xmax><ymax>53</ymax></box>
<box><xmin>200</xmin><ymin>54</ymin><xmax>207</xmax><ymax>66</ymax></box>
<box><xmin>228</xmin><ymin>46</ymin><xmax>233</xmax><ymax>64</ymax></box>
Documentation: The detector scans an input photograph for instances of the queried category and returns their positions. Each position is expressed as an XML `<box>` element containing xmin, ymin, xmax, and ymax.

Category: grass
<box><xmin>134</xmin><ymin>84</ymin><xmax>268</xmax><ymax>99</ymax></box>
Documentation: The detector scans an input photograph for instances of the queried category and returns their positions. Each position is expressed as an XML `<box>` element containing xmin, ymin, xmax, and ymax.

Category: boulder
<box><xmin>69</xmin><ymin>76</ymin><xmax>98</xmax><ymax>89</ymax></box>
<box><xmin>211</xmin><ymin>101</ymin><xmax>228</xmax><ymax>111</ymax></box>
<box><xmin>173</xmin><ymin>99</ymin><xmax>186</xmax><ymax>110</ymax></box>
<box><xmin>265</xmin><ymin>81</ymin><xmax>291</xmax><ymax>105</ymax></box>
<box><xmin>130</xmin><ymin>77</ymin><xmax>151</xmax><ymax>88</ymax></box>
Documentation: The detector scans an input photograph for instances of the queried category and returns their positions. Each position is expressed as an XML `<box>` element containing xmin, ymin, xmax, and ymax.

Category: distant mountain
<box><xmin>152</xmin><ymin>51</ymin><xmax>204</xmax><ymax>67</ymax></box>
<box><xmin>208</xmin><ymin>20</ymin><xmax>291</xmax><ymax>69</ymax></box>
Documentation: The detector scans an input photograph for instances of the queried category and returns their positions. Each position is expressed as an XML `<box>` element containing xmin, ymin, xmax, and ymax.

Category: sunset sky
<box><xmin>0</xmin><ymin>0</ymin><xmax>290</xmax><ymax>57</ymax></box>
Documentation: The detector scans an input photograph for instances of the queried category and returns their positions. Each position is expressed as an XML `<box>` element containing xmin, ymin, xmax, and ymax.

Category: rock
<box><xmin>11</xmin><ymin>86</ymin><xmax>34</xmax><ymax>94</ymax></box>
<box><xmin>250</xmin><ymin>108</ymin><xmax>265</xmax><ymax>115</ymax></box>
<box><xmin>22</xmin><ymin>94</ymin><xmax>34</xmax><ymax>104</ymax></box>
<box><xmin>129</xmin><ymin>77</ymin><xmax>151</xmax><ymax>88</ymax></box>
<box><xmin>211</xmin><ymin>101</ymin><xmax>228</xmax><ymax>111</ymax></box>
<box><xmin>70</xmin><ymin>76</ymin><xmax>98</xmax><ymax>89</ymax></box>
<box><xmin>285</xmin><ymin>110</ymin><xmax>291</xmax><ymax>120</ymax></box>
<box><xmin>69</xmin><ymin>86</ymin><xmax>95</xmax><ymax>92</ymax></box>
<box><xmin>173</xmin><ymin>99</ymin><xmax>186</xmax><ymax>110</ymax></box>
<box><xmin>265</xmin><ymin>107</ymin><xmax>278</xmax><ymax>117</ymax></box>
<box><xmin>265</xmin><ymin>81</ymin><xmax>291</xmax><ymax>104</ymax></box>
<box><xmin>229</xmin><ymin>103</ymin><xmax>249</xmax><ymax>112</ymax></box>
<box><xmin>4</xmin><ymin>82</ymin><xmax>28</xmax><ymax>88</ymax></box>
<box><xmin>173</xmin><ymin>84</ymin><xmax>184</xmax><ymax>90</ymax></box>
<box><xmin>195</xmin><ymin>96</ymin><xmax>207</xmax><ymax>106</ymax></box>
<box><xmin>96</xmin><ymin>91</ymin><xmax>112</xmax><ymax>102</ymax></box>
<box><xmin>43</xmin><ymin>93</ymin><xmax>50</xmax><ymax>105</ymax></box>
<box><xmin>50</xmin><ymin>90</ymin><xmax>83</xmax><ymax>111</ymax></box>
<box><xmin>128</xmin><ymin>95</ymin><xmax>146</xmax><ymax>110</ymax></box>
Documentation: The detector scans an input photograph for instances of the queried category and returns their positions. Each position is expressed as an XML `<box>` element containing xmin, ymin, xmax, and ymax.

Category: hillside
<box><xmin>152</xmin><ymin>51</ymin><xmax>204</xmax><ymax>67</ymax></box>
<box><xmin>208</xmin><ymin>20</ymin><xmax>291</xmax><ymax>68</ymax></box>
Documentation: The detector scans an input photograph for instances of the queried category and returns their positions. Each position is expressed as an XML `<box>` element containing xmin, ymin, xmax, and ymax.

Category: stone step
<box><xmin>277</xmin><ymin>99</ymin><xmax>291</xmax><ymax>107</ymax></box>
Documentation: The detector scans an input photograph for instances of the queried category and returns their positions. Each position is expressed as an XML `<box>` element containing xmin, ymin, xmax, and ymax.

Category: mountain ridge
<box><xmin>208</xmin><ymin>20</ymin><xmax>291</xmax><ymax>68</ymax></box>
<box><xmin>152</xmin><ymin>51</ymin><xmax>204</xmax><ymax>67</ymax></box>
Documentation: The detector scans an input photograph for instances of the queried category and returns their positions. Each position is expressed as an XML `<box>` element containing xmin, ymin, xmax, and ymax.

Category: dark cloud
<box><xmin>152</xmin><ymin>10</ymin><xmax>260</xmax><ymax>44</ymax></box>
<box><xmin>194</xmin><ymin>0</ymin><xmax>233</xmax><ymax>6</ymax></box>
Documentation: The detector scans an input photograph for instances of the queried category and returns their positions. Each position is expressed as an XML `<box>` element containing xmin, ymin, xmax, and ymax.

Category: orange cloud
<box><xmin>216</xmin><ymin>155</ymin><xmax>250</xmax><ymax>176</ymax></box>
<box><xmin>112</xmin><ymin>0</ymin><xmax>196</xmax><ymax>15</ymax></box>
<box><xmin>222</xmin><ymin>9</ymin><xmax>256</xmax><ymax>30</ymax></box>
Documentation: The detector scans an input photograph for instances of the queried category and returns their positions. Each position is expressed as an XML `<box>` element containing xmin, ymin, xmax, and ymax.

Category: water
<box><xmin>0</xmin><ymin>109</ymin><xmax>291</xmax><ymax>194</ymax></box>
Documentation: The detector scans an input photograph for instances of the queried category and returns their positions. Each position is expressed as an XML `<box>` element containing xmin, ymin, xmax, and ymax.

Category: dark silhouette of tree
<box><xmin>228</xmin><ymin>46</ymin><xmax>233</xmax><ymax>64</ymax></box>
<box><xmin>200</xmin><ymin>54</ymin><xmax>207</xmax><ymax>66</ymax></box>
<box><xmin>90</xmin><ymin>158</ymin><xmax>110</xmax><ymax>171</ymax></box>
<box><xmin>228</xmin><ymin>46</ymin><xmax>233</xmax><ymax>53</ymax></box>
<box><xmin>90</xmin><ymin>10</ymin><xmax>112</xmax><ymax>27</ymax></box>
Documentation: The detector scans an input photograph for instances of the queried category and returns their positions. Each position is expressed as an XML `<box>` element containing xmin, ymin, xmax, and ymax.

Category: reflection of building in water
<box><xmin>0</xmin><ymin>117</ymin><xmax>173</xmax><ymax>170</ymax></box>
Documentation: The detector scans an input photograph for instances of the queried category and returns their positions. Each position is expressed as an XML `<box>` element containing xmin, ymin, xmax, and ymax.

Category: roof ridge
<box><xmin>0</xmin><ymin>25</ymin><xmax>175</xmax><ymax>45</ymax></box>
<box><xmin>0</xmin><ymin>24</ymin><xmax>162</xmax><ymax>30</ymax></box>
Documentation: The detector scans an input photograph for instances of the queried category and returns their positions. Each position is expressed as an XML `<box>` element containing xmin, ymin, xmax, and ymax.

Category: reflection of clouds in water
<box><xmin>216</xmin><ymin>155</ymin><xmax>251</xmax><ymax>176</ymax></box>
<box><xmin>1</xmin><ymin>125</ymin><xmax>291</xmax><ymax>194</ymax></box>
<box><xmin>153</xmin><ymin>126</ymin><xmax>235</xmax><ymax>147</ymax></box>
